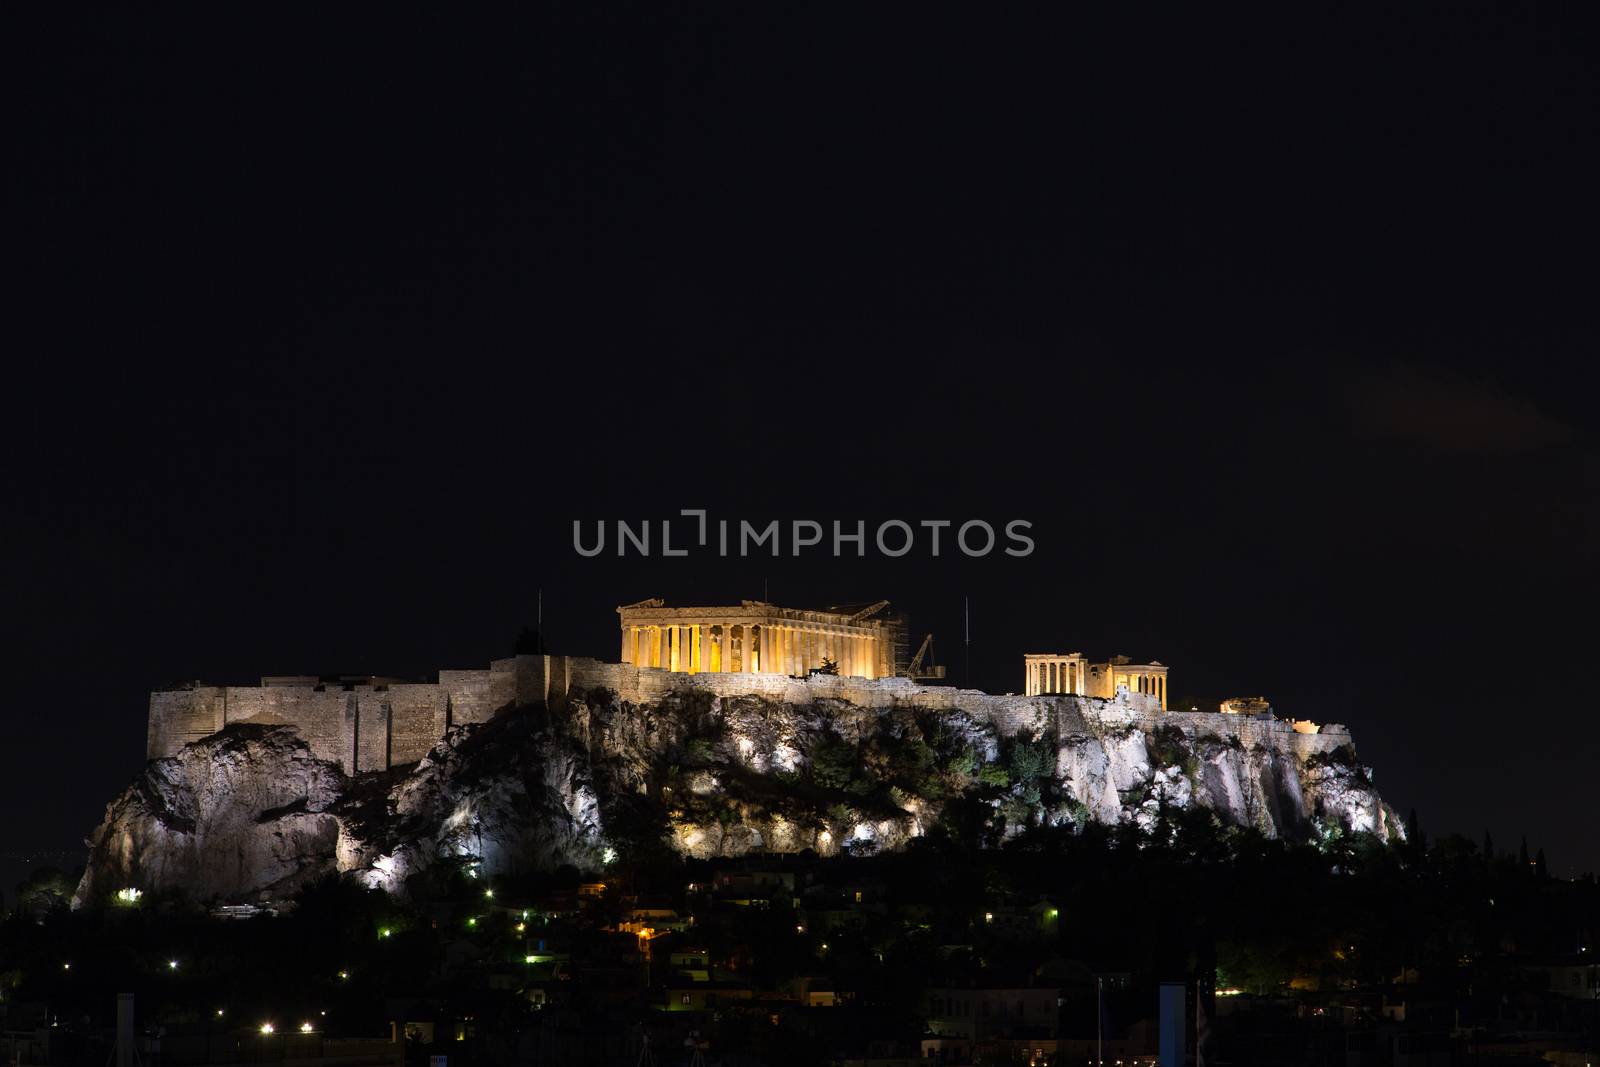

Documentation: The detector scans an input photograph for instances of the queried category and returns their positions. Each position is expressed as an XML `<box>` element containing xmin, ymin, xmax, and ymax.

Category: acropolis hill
<box><xmin>84</xmin><ymin>599</ymin><xmax>1402</xmax><ymax>906</ymax></box>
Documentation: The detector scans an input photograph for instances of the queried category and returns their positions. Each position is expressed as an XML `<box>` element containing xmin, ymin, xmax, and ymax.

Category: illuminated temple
<box><xmin>1022</xmin><ymin>652</ymin><xmax>1168</xmax><ymax>709</ymax></box>
<box><xmin>616</xmin><ymin>599</ymin><xmax>899</xmax><ymax>679</ymax></box>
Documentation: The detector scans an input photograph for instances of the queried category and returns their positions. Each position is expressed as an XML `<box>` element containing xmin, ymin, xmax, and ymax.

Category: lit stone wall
<box><xmin>146</xmin><ymin>656</ymin><xmax>552</xmax><ymax>775</ymax></box>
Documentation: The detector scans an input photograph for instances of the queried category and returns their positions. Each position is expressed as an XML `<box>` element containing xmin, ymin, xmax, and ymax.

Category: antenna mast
<box><xmin>964</xmin><ymin>596</ymin><xmax>970</xmax><ymax>686</ymax></box>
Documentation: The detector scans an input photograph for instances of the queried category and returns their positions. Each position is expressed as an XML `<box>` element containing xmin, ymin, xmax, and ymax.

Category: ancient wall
<box><xmin>147</xmin><ymin>688</ymin><xmax>226</xmax><ymax>758</ymax></box>
<box><xmin>147</xmin><ymin>653</ymin><xmax>1351</xmax><ymax>775</ymax></box>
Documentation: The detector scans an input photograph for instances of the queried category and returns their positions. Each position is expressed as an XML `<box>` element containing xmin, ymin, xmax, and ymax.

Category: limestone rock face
<box><xmin>77</xmin><ymin>689</ymin><xmax>1403</xmax><ymax>906</ymax></box>
<box><xmin>73</xmin><ymin>724</ymin><xmax>345</xmax><ymax>907</ymax></box>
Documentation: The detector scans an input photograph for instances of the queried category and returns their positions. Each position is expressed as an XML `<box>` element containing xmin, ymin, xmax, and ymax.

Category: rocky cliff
<box><xmin>75</xmin><ymin>687</ymin><xmax>1403</xmax><ymax>906</ymax></box>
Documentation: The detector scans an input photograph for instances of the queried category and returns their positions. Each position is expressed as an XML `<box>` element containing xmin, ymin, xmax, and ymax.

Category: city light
<box><xmin>379</xmin><ymin>928</ymin><xmax>392</xmax><ymax>939</ymax></box>
<box><xmin>259</xmin><ymin>1023</ymin><xmax>274</xmax><ymax>1035</ymax></box>
<box><xmin>300</xmin><ymin>1022</ymin><xmax>314</xmax><ymax>1033</ymax></box>
<box><xmin>484</xmin><ymin>888</ymin><xmax>494</xmax><ymax>900</ymax></box>
<box><xmin>114</xmin><ymin>887</ymin><xmax>143</xmax><ymax>905</ymax></box>
<box><xmin>62</xmin><ymin>962</ymin><xmax>70</xmax><ymax>971</ymax></box>
<box><xmin>168</xmin><ymin>959</ymin><xmax>179</xmax><ymax>970</ymax></box>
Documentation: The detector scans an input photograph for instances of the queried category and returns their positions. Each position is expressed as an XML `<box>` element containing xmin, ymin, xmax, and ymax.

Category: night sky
<box><xmin>6</xmin><ymin>8</ymin><xmax>1596</xmax><ymax>882</ymax></box>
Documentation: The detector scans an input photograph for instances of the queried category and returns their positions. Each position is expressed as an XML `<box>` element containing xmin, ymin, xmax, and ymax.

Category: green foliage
<box><xmin>977</xmin><ymin>763</ymin><xmax>1010</xmax><ymax>788</ymax></box>
<box><xmin>1006</xmin><ymin>737</ymin><xmax>1053</xmax><ymax>784</ymax></box>
<box><xmin>14</xmin><ymin>867</ymin><xmax>75</xmax><ymax>916</ymax></box>
<box><xmin>809</xmin><ymin>735</ymin><xmax>858</xmax><ymax>791</ymax></box>
<box><xmin>1148</xmin><ymin>725</ymin><xmax>1188</xmax><ymax>769</ymax></box>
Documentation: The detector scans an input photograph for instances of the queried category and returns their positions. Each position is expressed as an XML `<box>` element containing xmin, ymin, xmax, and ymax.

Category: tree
<box><xmin>810</xmin><ymin>735</ymin><xmax>858</xmax><ymax>791</ymax></box>
<box><xmin>1534</xmin><ymin>847</ymin><xmax>1549</xmax><ymax>880</ymax></box>
<box><xmin>14</xmin><ymin>867</ymin><xmax>74</xmax><ymax>917</ymax></box>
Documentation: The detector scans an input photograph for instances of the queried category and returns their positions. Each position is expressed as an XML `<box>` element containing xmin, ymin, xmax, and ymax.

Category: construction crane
<box><xmin>844</xmin><ymin>600</ymin><xmax>891</xmax><ymax>624</ymax></box>
<box><xmin>900</xmin><ymin>633</ymin><xmax>947</xmax><ymax>680</ymax></box>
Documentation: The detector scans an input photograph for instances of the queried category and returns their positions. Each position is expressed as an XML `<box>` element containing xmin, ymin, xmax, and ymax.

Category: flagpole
<box><xmin>1097</xmin><ymin>975</ymin><xmax>1103</xmax><ymax>1066</ymax></box>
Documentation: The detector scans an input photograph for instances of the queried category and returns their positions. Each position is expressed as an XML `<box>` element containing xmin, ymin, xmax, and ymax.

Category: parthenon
<box><xmin>1024</xmin><ymin>652</ymin><xmax>1168</xmax><ymax>709</ymax></box>
<box><xmin>616</xmin><ymin>599</ymin><xmax>897</xmax><ymax>680</ymax></box>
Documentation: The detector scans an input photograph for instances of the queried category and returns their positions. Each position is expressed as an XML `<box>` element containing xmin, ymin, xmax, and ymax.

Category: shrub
<box><xmin>978</xmin><ymin>763</ymin><xmax>1010</xmax><ymax>788</ymax></box>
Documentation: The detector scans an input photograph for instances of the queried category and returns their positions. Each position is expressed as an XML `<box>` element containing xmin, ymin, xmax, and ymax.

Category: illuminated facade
<box><xmin>1023</xmin><ymin>652</ymin><xmax>1168</xmax><ymax>709</ymax></box>
<box><xmin>616</xmin><ymin>599</ymin><xmax>896</xmax><ymax>680</ymax></box>
<box><xmin>1022</xmin><ymin>652</ymin><xmax>1089</xmax><ymax>697</ymax></box>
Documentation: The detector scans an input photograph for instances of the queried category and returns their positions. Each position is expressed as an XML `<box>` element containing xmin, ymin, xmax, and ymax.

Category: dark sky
<box><xmin>5</xmin><ymin>8</ymin><xmax>1596</xmax><ymax>880</ymax></box>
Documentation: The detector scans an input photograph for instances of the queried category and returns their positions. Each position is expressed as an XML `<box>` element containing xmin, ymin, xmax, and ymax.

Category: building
<box><xmin>926</xmin><ymin>985</ymin><xmax>1063</xmax><ymax>1042</ymax></box>
<box><xmin>616</xmin><ymin>599</ymin><xmax>899</xmax><ymax>680</ymax></box>
<box><xmin>1023</xmin><ymin>653</ymin><xmax>1168</xmax><ymax>708</ymax></box>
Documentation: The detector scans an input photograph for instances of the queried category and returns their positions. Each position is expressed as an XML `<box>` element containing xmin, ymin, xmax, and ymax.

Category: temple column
<box><xmin>669</xmin><ymin>626</ymin><xmax>681</xmax><ymax>672</ymax></box>
<box><xmin>719</xmin><ymin>626</ymin><xmax>731</xmax><ymax>673</ymax></box>
<box><xmin>762</xmin><ymin>624</ymin><xmax>775</xmax><ymax>673</ymax></box>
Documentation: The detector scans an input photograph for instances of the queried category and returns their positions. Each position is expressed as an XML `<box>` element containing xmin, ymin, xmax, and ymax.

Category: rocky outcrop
<box><xmin>76</xmin><ymin>688</ymin><xmax>1403</xmax><ymax>906</ymax></box>
<box><xmin>74</xmin><ymin>724</ymin><xmax>345</xmax><ymax>907</ymax></box>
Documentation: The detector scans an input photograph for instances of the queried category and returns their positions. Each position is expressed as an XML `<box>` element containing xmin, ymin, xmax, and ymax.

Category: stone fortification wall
<box><xmin>147</xmin><ymin>656</ymin><xmax>550</xmax><ymax>774</ymax></box>
<box><xmin>149</xmin><ymin>654</ymin><xmax>1352</xmax><ymax>775</ymax></box>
